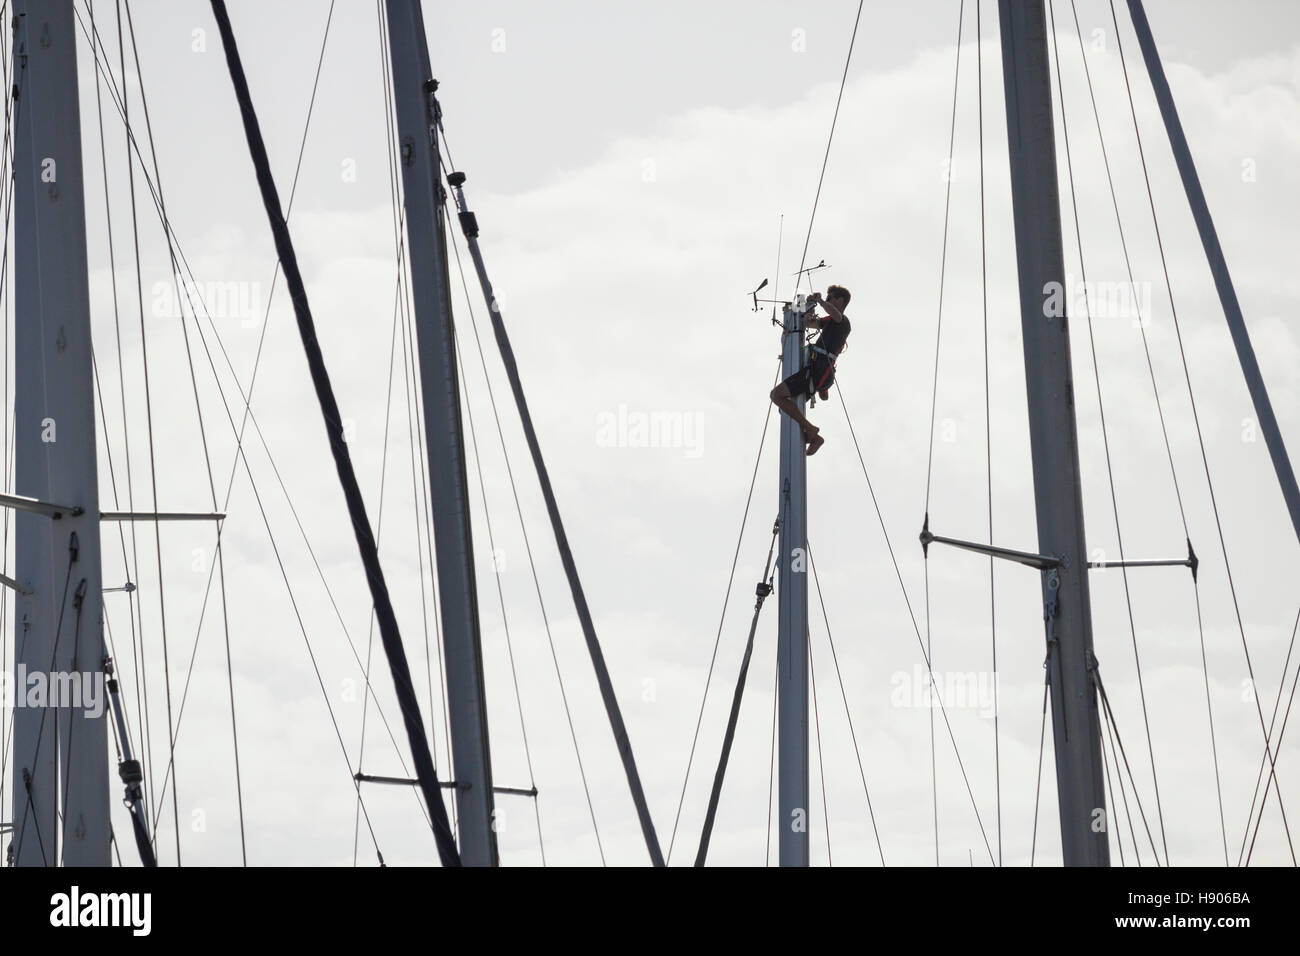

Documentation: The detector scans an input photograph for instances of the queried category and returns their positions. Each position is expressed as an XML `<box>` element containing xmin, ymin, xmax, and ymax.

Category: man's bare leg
<box><xmin>770</xmin><ymin>383</ymin><xmax>820</xmax><ymax>449</ymax></box>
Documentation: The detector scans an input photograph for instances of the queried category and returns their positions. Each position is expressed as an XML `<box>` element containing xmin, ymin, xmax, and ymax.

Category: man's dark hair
<box><xmin>828</xmin><ymin>284</ymin><xmax>851</xmax><ymax>304</ymax></box>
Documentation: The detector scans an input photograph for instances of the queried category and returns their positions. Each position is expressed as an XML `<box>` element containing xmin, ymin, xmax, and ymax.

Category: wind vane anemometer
<box><xmin>750</xmin><ymin>259</ymin><xmax>830</xmax><ymax>325</ymax></box>
<box><xmin>749</xmin><ymin>278</ymin><xmax>791</xmax><ymax>326</ymax></box>
<box><xmin>793</xmin><ymin>258</ymin><xmax>829</xmax><ymax>281</ymax></box>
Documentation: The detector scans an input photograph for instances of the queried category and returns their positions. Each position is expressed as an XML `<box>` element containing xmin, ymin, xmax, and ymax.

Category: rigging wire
<box><xmin>394</xmin><ymin>165</ymin><xmax>452</xmax><ymax>833</ymax></box>
<box><xmin>922</xmin><ymin>0</ymin><xmax>966</xmax><ymax>870</ymax></box>
<box><xmin>436</xmin><ymin>109</ymin><xmax>665</xmax><ymax>870</ymax></box>
<box><xmin>1093</xmin><ymin>666</ymin><xmax>1160</xmax><ymax>863</ymax></box>
<box><xmin>12</xmin><ymin>546</ymin><xmax>77</xmax><ymax>864</ymax></box>
<box><xmin>666</xmin><ymin>365</ymin><xmax>780</xmax><ymax>862</ymax></box>
<box><xmin>374</xmin><ymin>0</ymin><xmax>455</xmax><ymax>833</ymax></box>
<box><xmin>82</xmin><ymin>0</ymin><xmax>403</xmax><ymax>861</ymax></box>
<box><xmin>765</xmin><ymin>655</ymin><xmax>778</xmax><ymax>866</ymax></box>
<box><xmin>1096</xmin><ymin>705</ymin><xmax>1126</xmax><ymax>866</ymax></box>
<box><xmin>808</xmin><ymin>544</ymin><xmax>885</xmax><ymax>864</ymax></box>
<box><xmin>1047</xmin><ymin>0</ymin><xmax>1168</xmax><ymax>864</ymax></box>
<box><xmin>792</xmin><ymin>0</ymin><xmax>865</xmax><ymax>289</ymax></box>
<box><xmin>808</xmin><ymin>630</ymin><xmax>832</xmax><ymax>865</ymax></box>
<box><xmin>352</xmin><ymin>4</ymin><xmax>409</xmax><ymax>865</ymax></box>
<box><xmin>74</xmin><ymin>8</ymin><xmax>165</xmax><ymax>830</ymax></box>
<box><xmin>1107</xmin><ymin>0</ymin><xmax>1295</xmax><ymax>862</ymax></box>
<box><xmin>115</xmin><ymin>0</ymin><xmax>182</xmax><ymax>864</ymax></box>
<box><xmin>772</xmin><ymin>214</ymin><xmax>784</xmax><ymax>324</ymax></box>
<box><xmin>80</xmin><ymin>0</ymin><xmax>419</xmax><ymax>862</ymax></box>
<box><xmin>451</xmin><ymin>263</ymin><xmax>550</xmax><ymax>866</ymax></box>
<box><xmin>84</xmin><ymin>0</ymin><xmax>151</xmax><ymax>829</ymax></box>
<box><xmin>1061</xmin><ymin>0</ymin><xmax>1227</xmax><ymax>867</ymax></box>
<box><xmin>837</xmin><ymin>379</ymin><xmax>995</xmax><ymax>865</ymax></box>
<box><xmin>380</xmin><ymin>5</ymin><xmax>459</xmax><ymax>828</ymax></box>
<box><xmin>1100</xmin><ymin>680</ymin><xmax>1144</xmax><ymax>865</ymax></box>
<box><xmin>121</xmin><ymin>0</ymin><xmax>258</xmax><ymax>865</ymax></box>
<box><xmin>444</xmin><ymin>203</ymin><xmax>605</xmax><ymax>864</ymax></box>
<box><xmin>974</xmin><ymin>0</ymin><xmax>1002</xmax><ymax>867</ymax></box>
<box><xmin>354</xmin><ymin>265</ymin><xmax>433</xmax><ymax>866</ymax></box>
<box><xmin>1029</xmin><ymin>663</ymin><xmax>1049</xmax><ymax>865</ymax></box>
<box><xmin>433</xmin><ymin>137</ymin><xmax>612</xmax><ymax>863</ymax></box>
<box><xmin>693</xmin><ymin>517</ymin><xmax>779</xmax><ymax>867</ymax></box>
<box><xmin>127</xmin><ymin>0</ymin><xmax>389</xmax><ymax>814</ymax></box>
<box><xmin>81</xmin><ymin>0</ymin><xmax>165</xmax><ymax>841</ymax></box>
<box><xmin>208</xmin><ymin>0</ymin><xmax>460</xmax><ymax>865</ymax></box>
<box><xmin>8</xmin><ymin>0</ymin><xmax>1287</xmax><ymax>875</ymax></box>
<box><xmin>1243</xmin><ymin>605</ymin><xmax>1300</xmax><ymax>864</ymax></box>
<box><xmin>667</xmin><ymin>209</ymin><xmax>786</xmax><ymax>863</ymax></box>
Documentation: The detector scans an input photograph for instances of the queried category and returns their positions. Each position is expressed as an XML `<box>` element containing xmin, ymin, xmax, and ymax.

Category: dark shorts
<box><xmin>779</xmin><ymin>357</ymin><xmax>835</xmax><ymax>400</ymax></box>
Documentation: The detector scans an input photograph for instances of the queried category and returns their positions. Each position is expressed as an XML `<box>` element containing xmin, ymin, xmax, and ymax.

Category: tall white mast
<box><xmin>998</xmin><ymin>0</ymin><xmax>1109</xmax><ymax>865</ymax></box>
<box><xmin>9</xmin><ymin>0</ymin><xmax>108</xmax><ymax>866</ymax></box>
<box><xmin>776</xmin><ymin>304</ymin><xmax>810</xmax><ymax>866</ymax></box>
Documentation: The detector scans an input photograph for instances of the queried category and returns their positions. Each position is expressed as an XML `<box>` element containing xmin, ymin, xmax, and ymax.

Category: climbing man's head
<box><xmin>827</xmin><ymin>285</ymin><xmax>851</xmax><ymax>307</ymax></box>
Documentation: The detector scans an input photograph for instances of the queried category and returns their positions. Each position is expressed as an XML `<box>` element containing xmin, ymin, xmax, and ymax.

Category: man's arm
<box><xmin>816</xmin><ymin>293</ymin><xmax>846</xmax><ymax>323</ymax></box>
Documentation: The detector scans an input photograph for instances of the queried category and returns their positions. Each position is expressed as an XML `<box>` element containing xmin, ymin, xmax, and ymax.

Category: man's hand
<box><xmin>818</xmin><ymin>291</ymin><xmax>845</xmax><ymax>323</ymax></box>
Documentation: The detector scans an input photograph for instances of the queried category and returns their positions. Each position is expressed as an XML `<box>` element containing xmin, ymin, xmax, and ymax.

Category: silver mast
<box><xmin>383</xmin><ymin>0</ymin><xmax>497</xmax><ymax>866</ymax></box>
<box><xmin>9</xmin><ymin>0</ymin><xmax>108</xmax><ymax>866</ymax></box>
<box><xmin>776</xmin><ymin>304</ymin><xmax>810</xmax><ymax>866</ymax></box>
<box><xmin>998</xmin><ymin>0</ymin><xmax>1109</xmax><ymax>865</ymax></box>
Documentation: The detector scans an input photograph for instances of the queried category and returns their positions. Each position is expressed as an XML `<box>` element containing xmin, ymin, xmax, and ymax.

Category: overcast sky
<box><xmin>5</xmin><ymin>0</ymin><xmax>1299</xmax><ymax>867</ymax></box>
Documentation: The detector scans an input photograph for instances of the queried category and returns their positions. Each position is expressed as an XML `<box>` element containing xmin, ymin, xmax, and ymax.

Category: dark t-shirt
<box><xmin>814</xmin><ymin>314</ymin><xmax>851</xmax><ymax>356</ymax></box>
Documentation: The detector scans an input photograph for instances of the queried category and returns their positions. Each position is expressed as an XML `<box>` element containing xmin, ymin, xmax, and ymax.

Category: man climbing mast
<box><xmin>769</xmin><ymin>285</ymin><xmax>851</xmax><ymax>456</ymax></box>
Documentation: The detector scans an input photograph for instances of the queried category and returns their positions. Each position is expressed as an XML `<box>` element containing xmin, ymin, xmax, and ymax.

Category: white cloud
<box><xmin>14</xmin><ymin>10</ymin><xmax>1297</xmax><ymax>867</ymax></box>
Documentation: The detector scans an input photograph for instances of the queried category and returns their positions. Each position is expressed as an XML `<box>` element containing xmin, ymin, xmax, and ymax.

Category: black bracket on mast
<box><xmin>1042</xmin><ymin>570</ymin><xmax>1068</xmax><ymax>737</ymax></box>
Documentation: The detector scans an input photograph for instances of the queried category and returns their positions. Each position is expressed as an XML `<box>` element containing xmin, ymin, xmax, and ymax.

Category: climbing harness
<box><xmin>806</xmin><ymin>342</ymin><xmax>844</xmax><ymax>407</ymax></box>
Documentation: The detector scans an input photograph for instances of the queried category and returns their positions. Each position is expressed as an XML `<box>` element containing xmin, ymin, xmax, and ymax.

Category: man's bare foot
<box><xmin>806</xmin><ymin>433</ymin><xmax>825</xmax><ymax>456</ymax></box>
